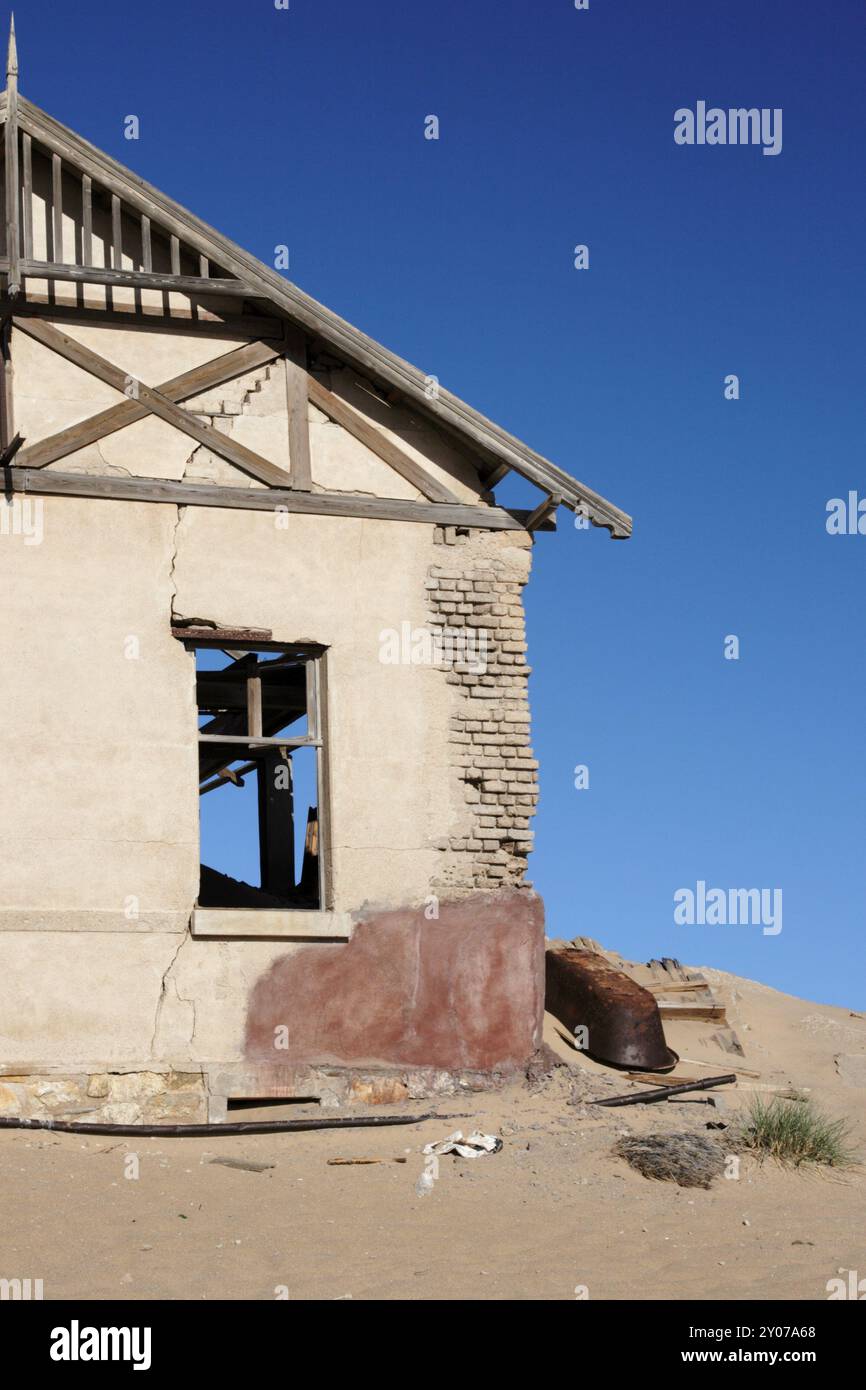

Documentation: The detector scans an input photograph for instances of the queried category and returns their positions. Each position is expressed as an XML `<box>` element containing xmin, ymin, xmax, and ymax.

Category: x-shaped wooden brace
<box><xmin>13</xmin><ymin>318</ymin><xmax>293</xmax><ymax>487</ymax></box>
<box><xmin>11</xmin><ymin>317</ymin><xmax>461</xmax><ymax>503</ymax></box>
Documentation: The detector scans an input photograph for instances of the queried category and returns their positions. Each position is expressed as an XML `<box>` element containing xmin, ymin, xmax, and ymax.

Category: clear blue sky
<box><xmin>17</xmin><ymin>0</ymin><xmax>865</xmax><ymax>1006</ymax></box>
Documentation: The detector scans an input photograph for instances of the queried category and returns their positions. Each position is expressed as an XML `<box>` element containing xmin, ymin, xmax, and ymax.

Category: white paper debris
<box><xmin>422</xmin><ymin>1130</ymin><xmax>502</xmax><ymax>1158</ymax></box>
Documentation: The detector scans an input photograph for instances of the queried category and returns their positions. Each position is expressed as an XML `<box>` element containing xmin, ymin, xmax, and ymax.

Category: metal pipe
<box><xmin>0</xmin><ymin>1111</ymin><xmax>441</xmax><ymax>1138</ymax></box>
<box><xmin>593</xmin><ymin>1073</ymin><xmax>737</xmax><ymax>1108</ymax></box>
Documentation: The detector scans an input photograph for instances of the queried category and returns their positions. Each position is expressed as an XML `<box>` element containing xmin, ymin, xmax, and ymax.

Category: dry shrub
<box><xmin>614</xmin><ymin>1132</ymin><xmax>726</xmax><ymax>1188</ymax></box>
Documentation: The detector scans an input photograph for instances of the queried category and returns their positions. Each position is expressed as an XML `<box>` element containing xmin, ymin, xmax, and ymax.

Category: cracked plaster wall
<box><xmin>1</xmin><ymin>319</ymin><xmax>541</xmax><ymax>1096</ymax></box>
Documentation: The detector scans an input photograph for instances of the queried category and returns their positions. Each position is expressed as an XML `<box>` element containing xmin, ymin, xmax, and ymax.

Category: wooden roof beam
<box><xmin>9</xmin><ymin>467</ymin><xmax>543</xmax><ymax>530</ymax></box>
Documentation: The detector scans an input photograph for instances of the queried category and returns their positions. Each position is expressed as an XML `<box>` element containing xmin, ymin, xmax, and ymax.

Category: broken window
<box><xmin>188</xmin><ymin>640</ymin><xmax>327</xmax><ymax>910</ymax></box>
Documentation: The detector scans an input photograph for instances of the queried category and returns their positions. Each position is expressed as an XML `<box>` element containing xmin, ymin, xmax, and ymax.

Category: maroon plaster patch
<box><xmin>243</xmin><ymin>891</ymin><xmax>545</xmax><ymax>1071</ymax></box>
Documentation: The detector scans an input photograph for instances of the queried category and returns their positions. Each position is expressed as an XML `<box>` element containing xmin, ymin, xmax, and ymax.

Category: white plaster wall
<box><xmin>1</xmin><ymin>313</ymin><xmax>499</xmax><ymax>1071</ymax></box>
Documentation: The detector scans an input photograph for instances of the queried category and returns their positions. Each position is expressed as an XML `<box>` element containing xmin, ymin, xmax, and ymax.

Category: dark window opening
<box><xmin>190</xmin><ymin>642</ymin><xmax>326</xmax><ymax>910</ymax></box>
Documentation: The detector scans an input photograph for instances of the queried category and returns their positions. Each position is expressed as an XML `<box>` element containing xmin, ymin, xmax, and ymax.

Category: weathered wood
<box><xmin>313</xmin><ymin>653</ymin><xmax>331</xmax><ymax>909</ymax></box>
<box><xmin>307</xmin><ymin>375</ymin><xmax>459</xmax><ymax>504</ymax></box>
<box><xmin>13</xmin><ymin>316</ymin><xmax>294</xmax><ymax>488</ymax></box>
<box><xmin>19</xmin><ymin>259</ymin><xmax>253</xmax><ymax>298</ymax></box>
<box><xmin>0</xmin><ymin>432</ymin><xmax>24</xmax><ymax>465</ymax></box>
<box><xmin>246</xmin><ymin>674</ymin><xmax>263</xmax><ymax>739</ymax></box>
<box><xmin>140</xmin><ymin>213</ymin><xmax>151</xmax><ymax>272</ymax></box>
<box><xmin>16</xmin><ymin>338</ymin><xmax>281</xmax><ymax>469</ymax></box>
<box><xmin>657</xmin><ymin>1003</ymin><xmax>726</xmax><ymax>1022</ymax></box>
<box><xmin>0</xmin><ymin>320</ymin><xmax>12</xmax><ymax>449</ymax></box>
<box><xmin>526</xmin><ymin>492</ymin><xmax>561</xmax><ymax>532</ymax></box>
<box><xmin>111</xmin><ymin>193</ymin><xmax>122</xmax><ymax>270</ymax></box>
<box><xmin>16</xmin><ymin>93</ymin><xmax>632</xmax><ymax>536</ymax></box>
<box><xmin>257</xmin><ymin>748</ymin><xmax>295</xmax><ymax>898</ymax></box>
<box><xmin>52</xmin><ymin>153</ymin><xmax>63</xmax><ymax>263</ymax></box>
<box><xmin>81</xmin><ymin>173</ymin><xmax>92</xmax><ymax>265</ymax></box>
<box><xmin>21</xmin><ymin>130</ymin><xmax>31</xmax><ymax>260</ymax></box>
<box><xmin>11</xmin><ymin>466</ymin><xmax>539</xmax><ymax>529</ymax></box>
<box><xmin>283</xmin><ymin>322</ymin><xmax>311</xmax><ymax>490</ymax></box>
<box><xmin>170</xmin><ymin>234</ymin><xmax>180</xmax><ymax>276</ymax></box>
<box><xmin>304</xmin><ymin>657</ymin><xmax>318</xmax><ymax>741</ymax></box>
<box><xmin>4</xmin><ymin>47</ymin><xmax>19</xmax><ymax>294</ymax></box>
<box><xmin>200</xmin><ymin>733</ymin><xmax>316</xmax><ymax>748</ymax></box>
<box><xmin>199</xmin><ymin>253</ymin><xmax>209</xmax><ymax>279</ymax></box>
<box><xmin>171</xmin><ymin>624</ymin><xmax>273</xmax><ymax>644</ymax></box>
<box><xmin>4</xmin><ymin>296</ymin><xmax>282</xmax><ymax>339</ymax></box>
<box><xmin>483</xmin><ymin>463</ymin><xmax>510</xmax><ymax>489</ymax></box>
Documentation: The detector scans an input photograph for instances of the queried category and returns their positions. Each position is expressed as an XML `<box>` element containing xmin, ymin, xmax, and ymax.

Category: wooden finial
<box><xmin>6</xmin><ymin>13</ymin><xmax>17</xmax><ymax>84</ymax></box>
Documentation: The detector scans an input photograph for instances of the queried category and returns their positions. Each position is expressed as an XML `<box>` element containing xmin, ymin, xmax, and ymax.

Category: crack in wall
<box><xmin>168</xmin><ymin>504</ymin><xmax>185</xmax><ymax>621</ymax></box>
<box><xmin>150</xmin><ymin>935</ymin><xmax>197</xmax><ymax>1059</ymax></box>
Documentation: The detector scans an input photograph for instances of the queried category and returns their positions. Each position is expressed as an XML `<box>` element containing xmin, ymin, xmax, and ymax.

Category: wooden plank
<box><xmin>257</xmin><ymin>748</ymin><xmax>295</xmax><ymax>897</ymax></box>
<box><xmin>483</xmin><ymin>463</ymin><xmax>510</xmax><ymax>489</ymax></box>
<box><xmin>4</xmin><ymin>65</ymin><xmax>19</xmax><ymax>293</ymax></box>
<box><xmin>625</xmin><ymin>1071</ymin><xmax>717</xmax><ymax>1088</ymax></box>
<box><xmin>283</xmin><ymin>322</ymin><xmax>311</xmax><ymax>490</ymax></box>
<box><xmin>141</xmin><ymin>214</ymin><xmax>151</xmax><ymax>272</ymax></box>
<box><xmin>200</xmin><ymin>733</ymin><xmax>317</xmax><ymax>749</ymax></box>
<box><xmin>199</xmin><ymin>253</ymin><xmax>209</xmax><ymax>279</ymax></box>
<box><xmin>16</xmin><ymin>338</ymin><xmax>282</xmax><ymax>469</ymax></box>
<box><xmin>526</xmin><ymin>492</ymin><xmax>561</xmax><ymax>532</ymax></box>
<box><xmin>170</xmin><ymin>234</ymin><xmax>180</xmax><ymax>275</ymax></box>
<box><xmin>19</xmin><ymin>260</ymin><xmax>253</xmax><ymax>298</ymax></box>
<box><xmin>307</xmin><ymin>375</ymin><xmax>459</xmax><ymax>504</ymax></box>
<box><xmin>246</xmin><ymin>674</ymin><xmax>263</xmax><ymax>738</ymax></box>
<box><xmin>21</xmin><ymin>131</ymin><xmax>31</xmax><ymax>261</ymax></box>
<box><xmin>52</xmin><ymin>153</ymin><xmax>63</xmax><ymax>263</ymax></box>
<box><xmin>0</xmin><ymin>319</ymin><xmax>11</xmax><ymax>448</ymax></box>
<box><xmin>11</xmin><ymin>467</ymin><xmax>535</xmax><ymax>529</ymax></box>
<box><xmin>314</xmin><ymin>652</ymin><xmax>332</xmax><ymax>910</ymax></box>
<box><xmin>111</xmin><ymin>193</ymin><xmax>122</xmax><ymax>270</ymax></box>
<box><xmin>171</xmin><ymin>624</ymin><xmax>274</xmax><ymax>644</ymax></box>
<box><xmin>657</xmin><ymin>1003</ymin><xmax>726</xmax><ymax>1021</ymax></box>
<box><xmin>644</xmin><ymin>981</ymin><xmax>713</xmax><ymax>994</ymax></box>
<box><xmin>13</xmin><ymin>316</ymin><xmax>294</xmax><ymax>488</ymax></box>
<box><xmin>4</xmin><ymin>296</ymin><xmax>282</xmax><ymax>339</ymax></box>
<box><xmin>304</xmin><ymin>658</ymin><xmax>318</xmax><ymax>741</ymax></box>
<box><xmin>680</xmin><ymin>1057</ymin><xmax>761</xmax><ymax>1079</ymax></box>
<box><xmin>81</xmin><ymin>174</ymin><xmax>92</xmax><ymax>265</ymax></box>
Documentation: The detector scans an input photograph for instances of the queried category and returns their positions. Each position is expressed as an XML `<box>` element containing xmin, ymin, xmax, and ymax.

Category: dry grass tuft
<box><xmin>613</xmin><ymin>1132</ymin><xmax>726</xmax><ymax>1188</ymax></box>
<box><xmin>734</xmin><ymin>1097</ymin><xmax>858</xmax><ymax>1169</ymax></box>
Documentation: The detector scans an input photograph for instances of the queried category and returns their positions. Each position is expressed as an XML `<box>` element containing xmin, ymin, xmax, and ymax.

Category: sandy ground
<box><xmin>1</xmin><ymin>965</ymin><xmax>864</xmax><ymax>1302</ymax></box>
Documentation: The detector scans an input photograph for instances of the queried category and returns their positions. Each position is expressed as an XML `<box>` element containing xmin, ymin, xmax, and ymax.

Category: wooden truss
<box><xmin>0</xmin><ymin>20</ymin><xmax>632</xmax><ymax>536</ymax></box>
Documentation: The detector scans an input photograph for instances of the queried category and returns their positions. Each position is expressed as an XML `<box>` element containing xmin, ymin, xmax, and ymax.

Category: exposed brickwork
<box><xmin>428</xmin><ymin>525</ymin><xmax>539</xmax><ymax>893</ymax></box>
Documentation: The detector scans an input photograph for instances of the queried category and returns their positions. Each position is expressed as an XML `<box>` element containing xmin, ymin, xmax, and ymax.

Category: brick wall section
<box><xmin>428</xmin><ymin>525</ymin><xmax>539</xmax><ymax>894</ymax></box>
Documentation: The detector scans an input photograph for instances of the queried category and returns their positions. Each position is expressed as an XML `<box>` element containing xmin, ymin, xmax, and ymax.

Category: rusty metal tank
<box><xmin>545</xmin><ymin>947</ymin><xmax>678</xmax><ymax>1072</ymax></box>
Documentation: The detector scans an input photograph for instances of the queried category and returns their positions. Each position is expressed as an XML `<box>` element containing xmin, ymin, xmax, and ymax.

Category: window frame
<box><xmin>179</xmin><ymin>634</ymin><xmax>333</xmax><ymax>925</ymax></box>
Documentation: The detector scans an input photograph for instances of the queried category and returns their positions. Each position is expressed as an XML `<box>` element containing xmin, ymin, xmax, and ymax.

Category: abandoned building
<box><xmin>0</xmin><ymin>28</ymin><xmax>631</xmax><ymax>1123</ymax></box>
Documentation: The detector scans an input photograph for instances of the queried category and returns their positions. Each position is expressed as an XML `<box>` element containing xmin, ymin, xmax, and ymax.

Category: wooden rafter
<box><xmin>526</xmin><ymin>492</ymin><xmax>562</xmax><ymax>532</ymax></box>
<box><xmin>307</xmin><ymin>376</ymin><xmax>459</xmax><ymax>505</ymax></box>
